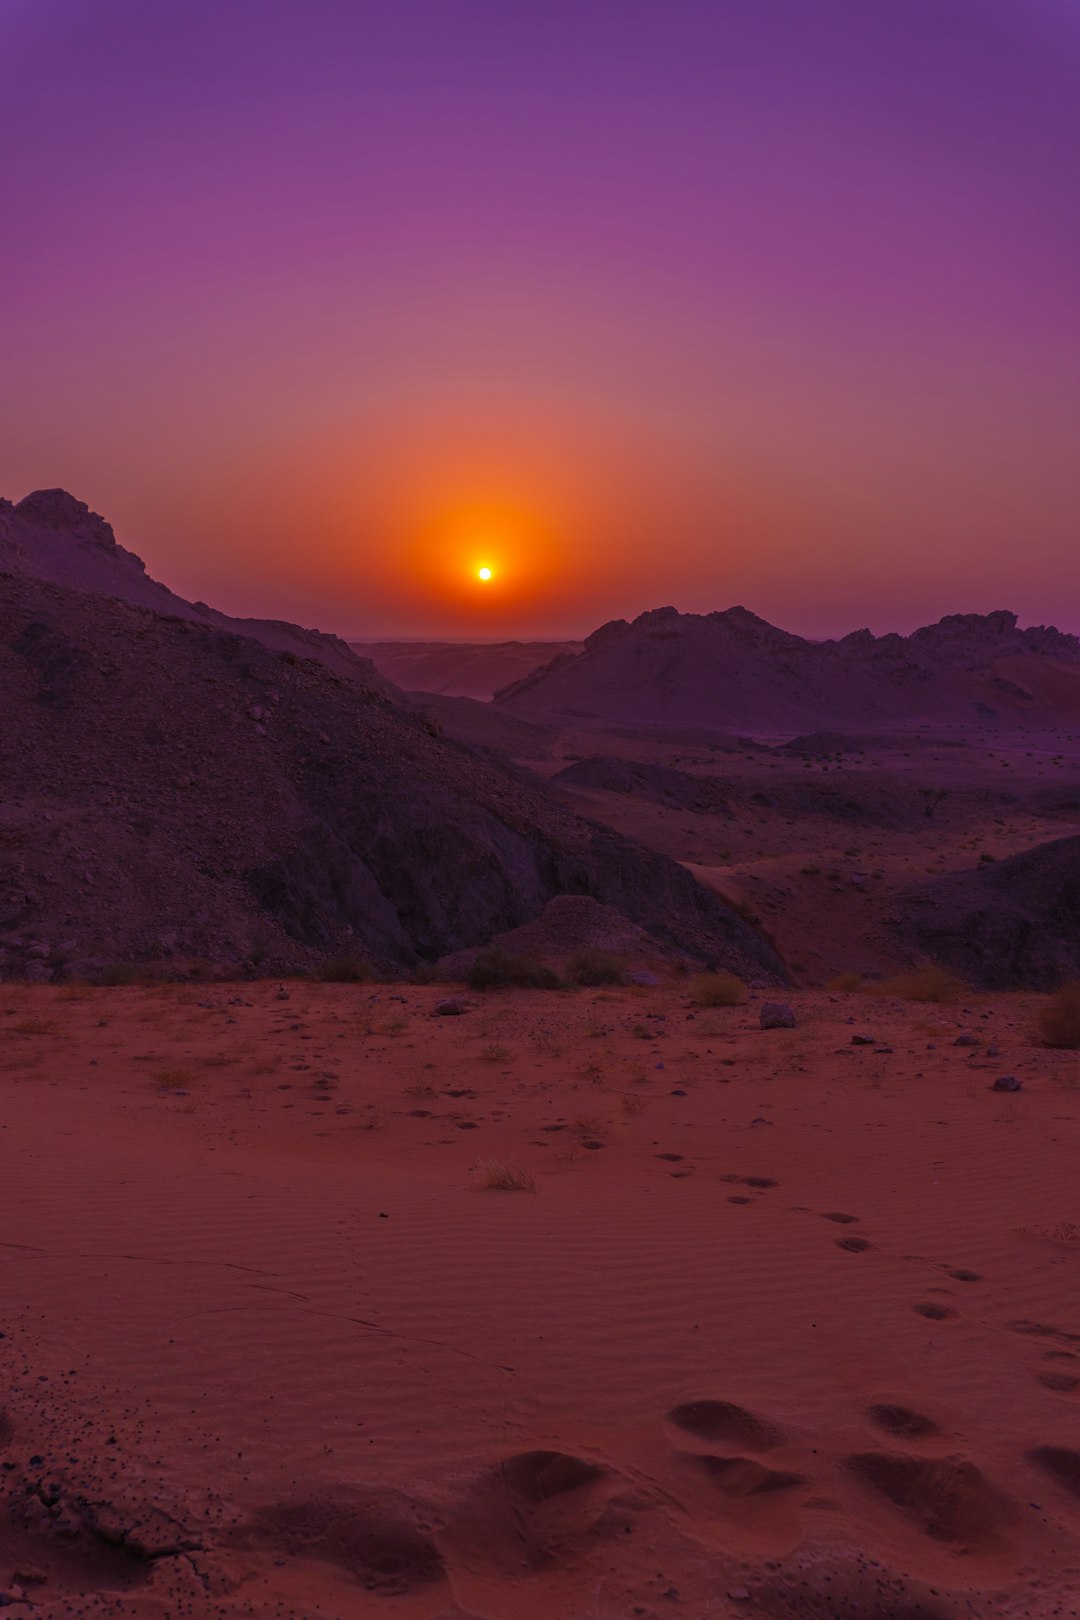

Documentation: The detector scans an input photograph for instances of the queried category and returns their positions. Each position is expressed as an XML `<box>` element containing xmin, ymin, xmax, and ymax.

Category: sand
<box><xmin>3</xmin><ymin>979</ymin><xmax>1080</xmax><ymax>1617</ymax></box>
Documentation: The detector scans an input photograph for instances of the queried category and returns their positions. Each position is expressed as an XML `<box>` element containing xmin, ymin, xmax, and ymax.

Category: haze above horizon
<box><xmin>2</xmin><ymin>0</ymin><xmax>1078</xmax><ymax>641</ymax></box>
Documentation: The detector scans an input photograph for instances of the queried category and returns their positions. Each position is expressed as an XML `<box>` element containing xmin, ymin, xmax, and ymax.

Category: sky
<box><xmin>1</xmin><ymin>0</ymin><xmax>1078</xmax><ymax>639</ymax></box>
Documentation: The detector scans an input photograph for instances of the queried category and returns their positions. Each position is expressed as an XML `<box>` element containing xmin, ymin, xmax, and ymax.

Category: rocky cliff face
<box><xmin>0</xmin><ymin>494</ymin><xmax>785</xmax><ymax>984</ymax></box>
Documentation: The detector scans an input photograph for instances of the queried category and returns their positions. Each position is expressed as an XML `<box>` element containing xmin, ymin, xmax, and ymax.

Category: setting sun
<box><xmin>477</xmin><ymin>566</ymin><xmax>493</xmax><ymax>581</ymax></box>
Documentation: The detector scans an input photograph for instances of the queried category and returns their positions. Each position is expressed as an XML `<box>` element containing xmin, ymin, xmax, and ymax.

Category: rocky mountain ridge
<box><xmin>496</xmin><ymin>604</ymin><xmax>1080</xmax><ymax>731</ymax></box>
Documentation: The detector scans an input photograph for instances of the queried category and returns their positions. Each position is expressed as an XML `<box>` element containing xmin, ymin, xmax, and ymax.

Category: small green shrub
<box><xmin>873</xmin><ymin>964</ymin><xmax>963</xmax><ymax>1003</ymax></box>
<box><xmin>1039</xmin><ymin>983</ymin><xmax>1080</xmax><ymax>1050</ymax></box>
<box><xmin>690</xmin><ymin>971</ymin><xmax>748</xmax><ymax>1007</ymax></box>
<box><xmin>316</xmin><ymin>953</ymin><xmax>372</xmax><ymax>984</ymax></box>
<box><xmin>564</xmin><ymin>947</ymin><xmax>626</xmax><ymax>987</ymax></box>
<box><xmin>467</xmin><ymin>949</ymin><xmax>561</xmax><ymax>991</ymax></box>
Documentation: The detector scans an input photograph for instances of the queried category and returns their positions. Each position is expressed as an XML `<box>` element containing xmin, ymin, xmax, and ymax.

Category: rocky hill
<box><xmin>0</xmin><ymin>493</ymin><xmax>785</xmax><ymax>984</ymax></box>
<box><xmin>897</xmin><ymin>835</ymin><xmax>1080</xmax><ymax>989</ymax></box>
<box><xmin>0</xmin><ymin>489</ymin><xmax>389</xmax><ymax>685</ymax></box>
<box><xmin>495</xmin><ymin>605</ymin><xmax>1080</xmax><ymax>732</ymax></box>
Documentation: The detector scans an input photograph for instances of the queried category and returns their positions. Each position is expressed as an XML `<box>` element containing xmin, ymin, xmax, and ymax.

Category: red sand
<box><xmin>3</xmin><ymin>980</ymin><xmax>1080</xmax><ymax>1616</ymax></box>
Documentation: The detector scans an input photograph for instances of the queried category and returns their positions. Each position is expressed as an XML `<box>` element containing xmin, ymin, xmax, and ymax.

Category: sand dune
<box><xmin>3</xmin><ymin>978</ymin><xmax>1080</xmax><ymax>1615</ymax></box>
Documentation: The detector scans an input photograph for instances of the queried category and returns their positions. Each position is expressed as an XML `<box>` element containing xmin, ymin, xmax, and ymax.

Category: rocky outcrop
<box><xmin>896</xmin><ymin>836</ymin><xmax>1080</xmax><ymax>989</ymax></box>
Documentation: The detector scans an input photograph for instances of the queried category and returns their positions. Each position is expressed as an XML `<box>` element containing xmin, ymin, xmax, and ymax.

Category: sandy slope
<box><xmin>3</xmin><ymin>981</ymin><xmax>1080</xmax><ymax>1617</ymax></box>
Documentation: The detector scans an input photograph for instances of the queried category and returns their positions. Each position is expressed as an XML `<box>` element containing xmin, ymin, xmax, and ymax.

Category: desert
<box><xmin>5</xmin><ymin>975</ymin><xmax>1080</xmax><ymax>1619</ymax></box>
<box><xmin>5</xmin><ymin>3</ymin><xmax>1080</xmax><ymax>1614</ymax></box>
<box><xmin>5</xmin><ymin>493</ymin><xmax>1080</xmax><ymax>1617</ymax></box>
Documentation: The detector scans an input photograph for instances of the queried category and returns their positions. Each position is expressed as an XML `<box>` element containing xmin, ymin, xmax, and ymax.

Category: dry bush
<box><xmin>621</xmin><ymin>1092</ymin><xmax>647</xmax><ymax>1115</ymax></box>
<box><xmin>316</xmin><ymin>953</ymin><xmax>372</xmax><ymax>984</ymax></box>
<box><xmin>691</xmin><ymin>971</ymin><xmax>748</xmax><ymax>1007</ymax></box>
<box><xmin>153</xmin><ymin>1066</ymin><xmax>197</xmax><ymax>1090</ymax></box>
<box><xmin>98</xmin><ymin>962</ymin><xmax>157</xmax><ymax>987</ymax></box>
<box><xmin>564</xmin><ymin>948</ymin><xmax>627</xmax><ymax>987</ymax></box>
<box><xmin>572</xmin><ymin>1113</ymin><xmax>606</xmax><ymax>1135</ymax></box>
<box><xmin>11</xmin><ymin>1018</ymin><xmax>57</xmax><ymax>1036</ymax></box>
<box><xmin>827</xmin><ymin>970</ymin><xmax>864</xmax><ymax>992</ymax></box>
<box><xmin>1039</xmin><ymin>983</ymin><xmax>1080</xmax><ymax>1049</ymax></box>
<box><xmin>475</xmin><ymin>1158</ymin><xmax>536</xmax><ymax>1191</ymax></box>
<box><xmin>480</xmin><ymin>1042</ymin><xmax>511</xmax><ymax>1062</ymax></box>
<box><xmin>873</xmin><ymin>964</ymin><xmax>963</xmax><ymax>1003</ymax></box>
<box><xmin>467</xmin><ymin>949</ymin><xmax>561</xmax><ymax>991</ymax></box>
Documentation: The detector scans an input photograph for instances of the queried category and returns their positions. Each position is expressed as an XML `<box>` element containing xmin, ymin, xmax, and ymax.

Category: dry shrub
<box><xmin>621</xmin><ymin>1092</ymin><xmax>647</xmax><ymax>1116</ymax></box>
<box><xmin>316</xmin><ymin>953</ymin><xmax>372</xmax><ymax>984</ymax></box>
<box><xmin>480</xmin><ymin>1042</ymin><xmax>511</xmax><ymax>1062</ymax></box>
<box><xmin>691</xmin><ymin>971</ymin><xmax>747</xmax><ymax>1007</ymax></box>
<box><xmin>827</xmin><ymin>970</ymin><xmax>864</xmax><ymax>992</ymax></box>
<box><xmin>1039</xmin><ymin>983</ymin><xmax>1080</xmax><ymax>1049</ymax></box>
<box><xmin>475</xmin><ymin>1158</ymin><xmax>536</xmax><ymax>1191</ymax></box>
<box><xmin>873</xmin><ymin>964</ymin><xmax>963</xmax><ymax>1003</ymax></box>
<box><xmin>564</xmin><ymin>948</ymin><xmax>626</xmax><ymax>987</ymax></box>
<box><xmin>467</xmin><ymin>949</ymin><xmax>561</xmax><ymax>991</ymax></box>
<box><xmin>98</xmin><ymin>961</ymin><xmax>157</xmax><ymax>987</ymax></box>
<box><xmin>153</xmin><ymin>1066</ymin><xmax>197</xmax><ymax>1090</ymax></box>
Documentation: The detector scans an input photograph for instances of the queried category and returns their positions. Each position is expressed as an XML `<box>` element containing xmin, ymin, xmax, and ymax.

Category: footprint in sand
<box><xmin>442</xmin><ymin>1450</ymin><xmax>629</xmax><ymax>1574</ymax></box>
<box><xmin>836</xmin><ymin>1235</ymin><xmax>874</xmax><ymax>1253</ymax></box>
<box><xmin>912</xmin><ymin>1301</ymin><xmax>957</xmax><ymax>1321</ymax></box>
<box><xmin>867</xmin><ymin>1403</ymin><xmax>943</xmax><ymax>1441</ymax></box>
<box><xmin>666</xmin><ymin>1399</ymin><xmax>786</xmax><ymax>1452</ymax></box>
<box><xmin>246</xmin><ymin>1488</ymin><xmax>445</xmax><ymax>1597</ymax></box>
<box><xmin>1037</xmin><ymin>1370</ymin><xmax>1080</xmax><ymax>1393</ymax></box>
<box><xmin>1028</xmin><ymin>1445</ymin><xmax>1080</xmax><ymax>1499</ymax></box>
<box><xmin>844</xmin><ymin>1451</ymin><xmax>1006</xmax><ymax>1549</ymax></box>
<box><xmin>691</xmin><ymin>1453</ymin><xmax>803</xmax><ymax>1497</ymax></box>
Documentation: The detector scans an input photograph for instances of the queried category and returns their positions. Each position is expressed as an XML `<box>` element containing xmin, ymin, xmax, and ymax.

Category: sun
<box><xmin>477</xmin><ymin>565</ymin><xmax>493</xmax><ymax>581</ymax></box>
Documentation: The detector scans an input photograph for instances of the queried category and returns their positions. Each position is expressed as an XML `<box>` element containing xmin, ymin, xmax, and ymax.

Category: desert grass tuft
<box><xmin>827</xmin><ymin>970</ymin><xmax>864</xmax><ymax>992</ymax></box>
<box><xmin>1039</xmin><ymin>983</ymin><xmax>1080</xmax><ymax>1049</ymax></box>
<box><xmin>563</xmin><ymin>948</ymin><xmax>627</xmax><ymax>987</ymax></box>
<box><xmin>153</xmin><ymin>1066</ymin><xmax>197</xmax><ymax>1090</ymax></box>
<box><xmin>467</xmin><ymin>948</ymin><xmax>561</xmax><ymax>991</ymax></box>
<box><xmin>872</xmin><ymin>964</ymin><xmax>963</xmax><ymax>1004</ymax></box>
<box><xmin>479</xmin><ymin>1042</ymin><xmax>511</xmax><ymax>1062</ymax></box>
<box><xmin>690</xmin><ymin>971</ymin><xmax>747</xmax><ymax>1007</ymax></box>
<box><xmin>475</xmin><ymin>1158</ymin><xmax>537</xmax><ymax>1191</ymax></box>
<box><xmin>315</xmin><ymin>953</ymin><xmax>372</xmax><ymax>984</ymax></box>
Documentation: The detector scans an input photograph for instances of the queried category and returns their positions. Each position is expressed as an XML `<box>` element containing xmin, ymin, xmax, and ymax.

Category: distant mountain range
<box><xmin>494</xmin><ymin>605</ymin><xmax>1080</xmax><ymax>732</ymax></box>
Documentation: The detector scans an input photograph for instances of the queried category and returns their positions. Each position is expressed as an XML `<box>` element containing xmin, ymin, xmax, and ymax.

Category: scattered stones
<box><xmin>954</xmin><ymin>1033</ymin><xmax>980</xmax><ymax>1047</ymax></box>
<box><xmin>850</xmin><ymin>1033</ymin><xmax>876</xmax><ymax>1045</ymax></box>
<box><xmin>434</xmin><ymin>997</ymin><xmax>467</xmax><ymax>1016</ymax></box>
<box><xmin>991</xmin><ymin>1075</ymin><xmax>1022</xmax><ymax>1092</ymax></box>
<box><xmin>760</xmin><ymin>1002</ymin><xmax>796</xmax><ymax>1029</ymax></box>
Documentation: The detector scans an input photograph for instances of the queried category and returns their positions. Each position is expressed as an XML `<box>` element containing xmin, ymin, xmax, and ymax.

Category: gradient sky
<box><xmin>2</xmin><ymin>0</ymin><xmax>1078</xmax><ymax>639</ymax></box>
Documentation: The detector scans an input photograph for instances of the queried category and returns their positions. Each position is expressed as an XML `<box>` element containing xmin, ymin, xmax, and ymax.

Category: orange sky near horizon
<box><xmin>2</xmin><ymin>1</ymin><xmax>1079</xmax><ymax>641</ymax></box>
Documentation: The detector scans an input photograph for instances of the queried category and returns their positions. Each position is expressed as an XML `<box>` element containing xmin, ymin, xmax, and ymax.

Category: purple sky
<box><xmin>2</xmin><ymin>0</ymin><xmax>1078</xmax><ymax>638</ymax></box>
